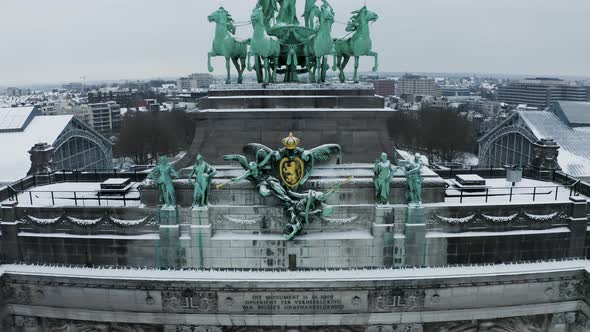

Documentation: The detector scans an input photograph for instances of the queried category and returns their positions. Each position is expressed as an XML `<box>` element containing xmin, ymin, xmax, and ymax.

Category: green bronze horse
<box><xmin>305</xmin><ymin>1</ymin><xmax>337</xmax><ymax>83</ymax></box>
<box><xmin>335</xmin><ymin>6</ymin><xmax>379</xmax><ymax>83</ymax></box>
<box><xmin>207</xmin><ymin>7</ymin><xmax>249</xmax><ymax>84</ymax></box>
<box><xmin>248</xmin><ymin>6</ymin><xmax>281</xmax><ymax>84</ymax></box>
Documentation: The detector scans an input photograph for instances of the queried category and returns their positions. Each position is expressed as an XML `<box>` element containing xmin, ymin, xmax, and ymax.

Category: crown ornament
<box><xmin>282</xmin><ymin>132</ymin><xmax>300</xmax><ymax>150</ymax></box>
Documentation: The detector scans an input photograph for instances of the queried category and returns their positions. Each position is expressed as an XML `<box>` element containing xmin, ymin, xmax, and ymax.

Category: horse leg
<box><xmin>225</xmin><ymin>57</ymin><xmax>231</xmax><ymax>84</ymax></box>
<box><xmin>238</xmin><ymin>57</ymin><xmax>246</xmax><ymax>84</ymax></box>
<box><xmin>255</xmin><ymin>56</ymin><xmax>263</xmax><ymax>83</ymax></box>
<box><xmin>263</xmin><ymin>57</ymin><xmax>270</xmax><ymax>84</ymax></box>
<box><xmin>247</xmin><ymin>52</ymin><xmax>253</xmax><ymax>71</ymax></box>
<box><xmin>321</xmin><ymin>56</ymin><xmax>329</xmax><ymax>83</ymax></box>
<box><xmin>273</xmin><ymin>56</ymin><xmax>279</xmax><ymax>83</ymax></box>
<box><xmin>370</xmin><ymin>51</ymin><xmax>379</xmax><ymax>72</ymax></box>
<box><xmin>208</xmin><ymin>52</ymin><xmax>215</xmax><ymax>72</ymax></box>
<box><xmin>332</xmin><ymin>53</ymin><xmax>337</xmax><ymax>71</ymax></box>
<box><xmin>353</xmin><ymin>56</ymin><xmax>360</xmax><ymax>83</ymax></box>
<box><xmin>339</xmin><ymin>56</ymin><xmax>350</xmax><ymax>83</ymax></box>
<box><xmin>231</xmin><ymin>57</ymin><xmax>241</xmax><ymax>84</ymax></box>
<box><xmin>315</xmin><ymin>56</ymin><xmax>322</xmax><ymax>83</ymax></box>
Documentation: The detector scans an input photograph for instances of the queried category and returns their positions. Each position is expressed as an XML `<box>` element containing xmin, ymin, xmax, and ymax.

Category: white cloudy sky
<box><xmin>1</xmin><ymin>0</ymin><xmax>589</xmax><ymax>85</ymax></box>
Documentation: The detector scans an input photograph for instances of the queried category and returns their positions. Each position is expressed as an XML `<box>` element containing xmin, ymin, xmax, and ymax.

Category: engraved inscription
<box><xmin>218</xmin><ymin>291</ymin><xmax>368</xmax><ymax>314</ymax></box>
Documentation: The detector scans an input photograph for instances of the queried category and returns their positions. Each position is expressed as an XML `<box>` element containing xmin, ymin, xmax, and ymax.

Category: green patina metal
<box><xmin>335</xmin><ymin>6</ymin><xmax>379</xmax><ymax>83</ymax></box>
<box><xmin>400</xmin><ymin>153</ymin><xmax>425</xmax><ymax>206</ymax></box>
<box><xmin>189</xmin><ymin>154</ymin><xmax>217</xmax><ymax>207</ymax></box>
<box><xmin>207</xmin><ymin>1</ymin><xmax>379</xmax><ymax>83</ymax></box>
<box><xmin>221</xmin><ymin>133</ymin><xmax>344</xmax><ymax>240</ymax></box>
<box><xmin>373</xmin><ymin>152</ymin><xmax>397</xmax><ymax>205</ymax></box>
<box><xmin>248</xmin><ymin>6</ymin><xmax>281</xmax><ymax>84</ymax></box>
<box><xmin>149</xmin><ymin>156</ymin><xmax>179</xmax><ymax>207</ymax></box>
<box><xmin>207</xmin><ymin>7</ymin><xmax>249</xmax><ymax>84</ymax></box>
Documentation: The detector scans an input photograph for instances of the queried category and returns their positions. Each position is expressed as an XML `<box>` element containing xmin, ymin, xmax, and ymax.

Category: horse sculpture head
<box><xmin>208</xmin><ymin>7</ymin><xmax>236</xmax><ymax>34</ymax></box>
<box><xmin>345</xmin><ymin>6</ymin><xmax>379</xmax><ymax>32</ymax></box>
<box><xmin>251</xmin><ymin>6</ymin><xmax>265</xmax><ymax>27</ymax></box>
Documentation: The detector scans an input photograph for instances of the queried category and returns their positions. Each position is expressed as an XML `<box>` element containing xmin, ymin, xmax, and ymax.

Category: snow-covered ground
<box><xmin>8</xmin><ymin>182</ymin><xmax>141</xmax><ymax>207</ymax></box>
<box><xmin>0</xmin><ymin>259</ymin><xmax>588</xmax><ymax>282</ymax></box>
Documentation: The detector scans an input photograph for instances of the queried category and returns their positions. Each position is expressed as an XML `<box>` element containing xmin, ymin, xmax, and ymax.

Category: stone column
<box><xmin>1</xmin><ymin>202</ymin><xmax>20</xmax><ymax>262</ymax></box>
<box><xmin>404</xmin><ymin>206</ymin><xmax>426</xmax><ymax>266</ymax></box>
<box><xmin>567</xmin><ymin>197</ymin><xmax>588</xmax><ymax>258</ymax></box>
<box><xmin>530</xmin><ymin>138</ymin><xmax>561</xmax><ymax>181</ymax></box>
<box><xmin>374</xmin><ymin>205</ymin><xmax>394</xmax><ymax>267</ymax></box>
<box><xmin>182</xmin><ymin>207</ymin><xmax>212</xmax><ymax>269</ymax></box>
<box><xmin>158</xmin><ymin>207</ymin><xmax>180</xmax><ymax>268</ymax></box>
<box><xmin>26</xmin><ymin>143</ymin><xmax>54</xmax><ymax>176</ymax></box>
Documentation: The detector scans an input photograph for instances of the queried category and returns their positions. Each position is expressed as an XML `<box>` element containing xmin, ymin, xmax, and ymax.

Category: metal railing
<box><xmin>444</xmin><ymin>183</ymin><xmax>580</xmax><ymax>204</ymax></box>
<box><xmin>12</xmin><ymin>189</ymin><xmax>141</xmax><ymax>207</ymax></box>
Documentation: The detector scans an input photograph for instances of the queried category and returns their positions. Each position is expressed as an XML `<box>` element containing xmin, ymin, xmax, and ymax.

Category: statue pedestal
<box><xmin>158</xmin><ymin>207</ymin><xmax>181</xmax><ymax>268</ymax></box>
<box><xmin>404</xmin><ymin>205</ymin><xmax>426</xmax><ymax>267</ymax></box>
<box><xmin>373</xmin><ymin>205</ymin><xmax>394</xmax><ymax>267</ymax></box>
<box><xmin>180</xmin><ymin>207</ymin><xmax>212</xmax><ymax>268</ymax></box>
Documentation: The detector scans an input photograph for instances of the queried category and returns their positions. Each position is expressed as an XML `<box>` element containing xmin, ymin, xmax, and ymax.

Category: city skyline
<box><xmin>1</xmin><ymin>0</ymin><xmax>590</xmax><ymax>85</ymax></box>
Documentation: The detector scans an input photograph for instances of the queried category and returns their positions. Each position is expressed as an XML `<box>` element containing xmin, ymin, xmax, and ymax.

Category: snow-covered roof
<box><xmin>0</xmin><ymin>112</ymin><xmax>73</xmax><ymax>184</ymax></box>
<box><xmin>519</xmin><ymin>111</ymin><xmax>590</xmax><ymax>178</ymax></box>
<box><xmin>0</xmin><ymin>106</ymin><xmax>37</xmax><ymax>131</ymax></box>
<box><xmin>551</xmin><ymin>101</ymin><xmax>590</xmax><ymax>126</ymax></box>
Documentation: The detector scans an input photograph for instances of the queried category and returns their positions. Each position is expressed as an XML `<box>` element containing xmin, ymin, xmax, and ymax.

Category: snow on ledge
<box><xmin>0</xmin><ymin>259</ymin><xmax>588</xmax><ymax>282</ymax></box>
<box><xmin>17</xmin><ymin>232</ymin><xmax>159</xmax><ymax>240</ymax></box>
<box><xmin>426</xmin><ymin>227</ymin><xmax>570</xmax><ymax>238</ymax></box>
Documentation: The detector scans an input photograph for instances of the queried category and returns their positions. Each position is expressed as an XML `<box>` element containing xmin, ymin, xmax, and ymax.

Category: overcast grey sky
<box><xmin>1</xmin><ymin>0</ymin><xmax>589</xmax><ymax>85</ymax></box>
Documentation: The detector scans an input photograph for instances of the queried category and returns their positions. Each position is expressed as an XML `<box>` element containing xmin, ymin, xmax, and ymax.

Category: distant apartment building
<box><xmin>177</xmin><ymin>73</ymin><xmax>215</xmax><ymax>92</ymax></box>
<box><xmin>43</xmin><ymin>101</ymin><xmax>93</xmax><ymax>125</ymax></box>
<box><xmin>440</xmin><ymin>85</ymin><xmax>471</xmax><ymax>97</ymax></box>
<box><xmin>366</xmin><ymin>79</ymin><xmax>396</xmax><ymax>96</ymax></box>
<box><xmin>61</xmin><ymin>82</ymin><xmax>83</xmax><ymax>91</ymax></box>
<box><xmin>497</xmin><ymin>77</ymin><xmax>588</xmax><ymax>109</ymax></box>
<box><xmin>5</xmin><ymin>87</ymin><xmax>31</xmax><ymax>97</ymax></box>
<box><xmin>396</xmin><ymin>74</ymin><xmax>437</xmax><ymax>97</ymax></box>
<box><xmin>88</xmin><ymin>90</ymin><xmax>135</xmax><ymax>108</ymax></box>
<box><xmin>89</xmin><ymin>102</ymin><xmax>121</xmax><ymax>137</ymax></box>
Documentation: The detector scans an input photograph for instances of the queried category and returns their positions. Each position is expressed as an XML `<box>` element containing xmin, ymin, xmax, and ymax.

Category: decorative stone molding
<box><xmin>170</xmin><ymin>326</ymin><xmax>222</xmax><ymax>332</ymax></box>
<box><xmin>558</xmin><ymin>280</ymin><xmax>584</xmax><ymax>300</ymax></box>
<box><xmin>2</xmin><ymin>284</ymin><xmax>32</xmax><ymax>304</ymax></box>
<box><xmin>23</xmin><ymin>214</ymin><xmax>157</xmax><ymax>228</ymax></box>
<box><xmin>162</xmin><ymin>289</ymin><xmax>217</xmax><ymax>313</ymax></box>
<box><xmin>13</xmin><ymin>315</ymin><xmax>39</xmax><ymax>328</ymax></box>
<box><xmin>368</xmin><ymin>289</ymin><xmax>424</xmax><ymax>312</ymax></box>
<box><xmin>427</xmin><ymin>210</ymin><xmax>568</xmax><ymax>225</ymax></box>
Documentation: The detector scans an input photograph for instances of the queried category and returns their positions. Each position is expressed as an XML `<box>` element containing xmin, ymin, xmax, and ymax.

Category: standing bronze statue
<box><xmin>149</xmin><ymin>156</ymin><xmax>179</xmax><ymax>208</ymax></box>
<box><xmin>401</xmin><ymin>153</ymin><xmax>424</xmax><ymax>206</ymax></box>
<box><xmin>189</xmin><ymin>154</ymin><xmax>217</xmax><ymax>207</ymax></box>
<box><xmin>276</xmin><ymin>0</ymin><xmax>300</xmax><ymax>26</ymax></box>
<box><xmin>373</xmin><ymin>152</ymin><xmax>397</xmax><ymax>205</ymax></box>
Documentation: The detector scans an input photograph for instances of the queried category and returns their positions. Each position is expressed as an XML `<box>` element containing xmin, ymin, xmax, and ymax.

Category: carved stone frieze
<box><xmin>368</xmin><ymin>289</ymin><xmax>424</xmax><ymax>312</ymax></box>
<box><xmin>2</xmin><ymin>284</ymin><xmax>32</xmax><ymax>304</ymax></box>
<box><xmin>162</xmin><ymin>289</ymin><xmax>217</xmax><ymax>313</ymax></box>
<box><xmin>426</xmin><ymin>314</ymin><xmax>550</xmax><ymax>331</ymax></box>
<box><xmin>46</xmin><ymin>318</ymin><xmax>161</xmax><ymax>332</ymax></box>
<box><xmin>558</xmin><ymin>280</ymin><xmax>584</xmax><ymax>300</ymax></box>
<box><xmin>167</xmin><ymin>326</ymin><xmax>222</xmax><ymax>332</ymax></box>
<box><xmin>13</xmin><ymin>315</ymin><xmax>39</xmax><ymax>328</ymax></box>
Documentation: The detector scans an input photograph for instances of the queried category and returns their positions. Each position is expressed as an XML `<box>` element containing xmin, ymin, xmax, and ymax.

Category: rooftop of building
<box><xmin>0</xmin><ymin>107</ymin><xmax>74</xmax><ymax>184</ymax></box>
